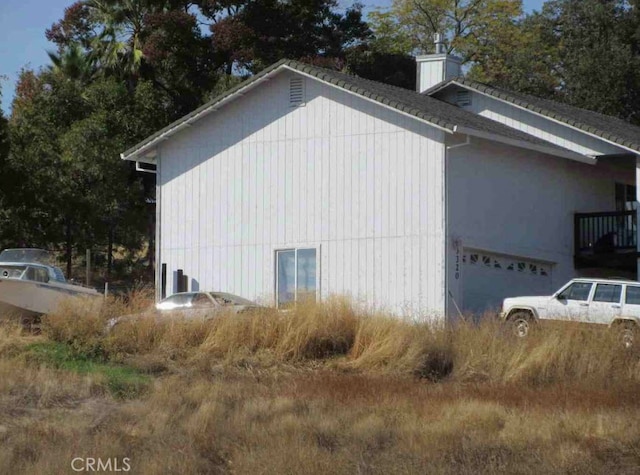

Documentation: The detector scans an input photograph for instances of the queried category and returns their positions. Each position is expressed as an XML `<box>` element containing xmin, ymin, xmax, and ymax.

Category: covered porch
<box><xmin>574</xmin><ymin>156</ymin><xmax>640</xmax><ymax>276</ymax></box>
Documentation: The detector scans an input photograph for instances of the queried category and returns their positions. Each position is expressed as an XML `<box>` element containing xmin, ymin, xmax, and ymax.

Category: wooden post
<box><xmin>161</xmin><ymin>263</ymin><xmax>167</xmax><ymax>299</ymax></box>
<box><xmin>177</xmin><ymin>269</ymin><xmax>184</xmax><ymax>292</ymax></box>
<box><xmin>86</xmin><ymin>249</ymin><xmax>91</xmax><ymax>287</ymax></box>
<box><xmin>107</xmin><ymin>225</ymin><xmax>114</xmax><ymax>278</ymax></box>
<box><xmin>65</xmin><ymin>218</ymin><xmax>72</xmax><ymax>279</ymax></box>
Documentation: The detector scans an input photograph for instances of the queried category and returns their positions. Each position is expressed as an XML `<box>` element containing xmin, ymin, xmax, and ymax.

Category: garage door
<box><xmin>462</xmin><ymin>250</ymin><xmax>553</xmax><ymax>315</ymax></box>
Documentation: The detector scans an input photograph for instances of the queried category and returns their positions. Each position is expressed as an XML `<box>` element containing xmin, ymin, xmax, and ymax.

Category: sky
<box><xmin>0</xmin><ymin>0</ymin><xmax>547</xmax><ymax>114</ymax></box>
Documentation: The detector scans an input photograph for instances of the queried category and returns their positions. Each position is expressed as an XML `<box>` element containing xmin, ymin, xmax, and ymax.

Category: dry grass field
<box><xmin>2</xmin><ymin>294</ymin><xmax>640</xmax><ymax>474</ymax></box>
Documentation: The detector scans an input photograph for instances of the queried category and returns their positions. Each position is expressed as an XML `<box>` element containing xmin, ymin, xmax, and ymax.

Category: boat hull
<box><xmin>0</xmin><ymin>278</ymin><xmax>100</xmax><ymax>319</ymax></box>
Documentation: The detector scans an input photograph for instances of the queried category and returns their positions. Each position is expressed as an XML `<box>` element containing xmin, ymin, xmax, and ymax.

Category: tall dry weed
<box><xmin>348</xmin><ymin>315</ymin><xmax>453</xmax><ymax>380</ymax></box>
<box><xmin>451</xmin><ymin>319</ymin><xmax>640</xmax><ymax>387</ymax></box>
<box><xmin>199</xmin><ymin>297</ymin><xmax>358</xmax><ymax>362</ymax></box>
<box><xmin>42</xmin><ymin>287</ymin><xmax>155</xmax><ymax>359</ymax></box>
<box><xmin>33</xmin><ymin>293</ymin><xmax>640</xmax><ymax>388</ymax></box>
<box><xmin>0</xmin><ymin>323</ymin><xmax>33</xmax><ymax>358</ymax></box>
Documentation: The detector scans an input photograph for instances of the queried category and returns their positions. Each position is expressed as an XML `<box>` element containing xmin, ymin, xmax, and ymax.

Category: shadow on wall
<box><xmin>171</xmin><ymin>269</ymin><xmax>199</xmax><ymax>293</ymax></box>
<box><xmin>158</xmin><ymin>70</ymin><xmax>433</xmax><ymax>188</ymax></box>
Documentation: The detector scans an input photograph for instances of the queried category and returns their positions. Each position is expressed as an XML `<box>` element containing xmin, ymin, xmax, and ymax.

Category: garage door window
<box><xmin>276</xmin><ymin>248</ymin><xmax>317</xmax><ymax>307</ymax></box>
<box><xmin>464</xmin><ymin>252</ymin><xmax>550</xmax><ymax>277</ymax></box>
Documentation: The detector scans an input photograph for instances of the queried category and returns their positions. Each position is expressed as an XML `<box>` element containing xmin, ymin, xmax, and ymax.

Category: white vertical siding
<box><xmin>157</xmin><ymin>71</ymin><xmax>447</xmax><ymax>316</ymax></box>
<box><xmin>417</xmin><ymin>56</ymin><xmax>462</xmax><ymax>93</ymax></box>
<box><xmin>445</xmin><ymin>136</ymin><xmax>635</xmax><ymax>312</ymax></box>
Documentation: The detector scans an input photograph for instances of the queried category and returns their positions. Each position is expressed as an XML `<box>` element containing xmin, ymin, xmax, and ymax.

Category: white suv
<box><xmin>500</xmin><ymin>278</ymin><xmax>640</xmax><ymax>347</ymax></box>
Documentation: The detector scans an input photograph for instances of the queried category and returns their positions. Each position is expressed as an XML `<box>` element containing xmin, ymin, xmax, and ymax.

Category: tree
<box><xmin>469</xmin><ymin>0</ymin><xmax>640</xmax><ymax>124</ymax></box>
<box><xmin>5</xmin><ymin>70</ymin><xmax>86</xmax><ymax>271</ymax></box>
<box><xmin>47</xmin><ymin>43</ymin><xmax>98</xmax><ymax>84</ymax></box>
<box><xmin>0</xmin><ymin>86</ymin><xmax>8</xmax><ymax>167</ymax></box>
<box><xmin>551</xmin><ymin>0</ymin><xmax>640</xmax><ymax>122</ymax></box>
<box><xmin>368</xmin><ymin>0</ymin><xmax>523</xmax><ymax>59</ymax></box>
<box><xmin>45</xmin><ymin>1</ymin><xmax>98</xmax><ymax>50</ymax></box>
<box><xmin>59</xmin><ymin>78</ymin><xmax>166</xmax><ymax>275</ymax></box>
<box><xmin>5</xmin><ymin>65</ymin><xmax>168</xmax><ymax>277</ymax></box>
<box><xmin>207</xmin><ymin>0</ymin><xmax>371</xmax><ymax>74</ymax></box>
<box><xmin>140</xmin><ymin>9</ymin><xmax>219</xmax><ymax>115</ymax></box>
<box><xmin>345</xmin><ymin>47</ymin><xmax>417</xmax><ymax>90</ymax></box>
<box><xmin>466</xmin><ymin>9</ymin><xmax>561</xmax><ymax>97</ymax></box>
<box><xmin>0</xmin><ymin>85</ymin><xmax>10</xmax><ymax>248</ymax></box>
<box><xmin>47</xmin><ymin>0</ymin><xmax>220</xmax><ymax>118</ymax></box>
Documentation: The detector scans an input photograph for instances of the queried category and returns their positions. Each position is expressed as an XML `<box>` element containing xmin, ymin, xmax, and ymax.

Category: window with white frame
<box><xmin>276</xmin><ymin>248</ymin><xmax>317</xmax><ymax>306</ymax></box>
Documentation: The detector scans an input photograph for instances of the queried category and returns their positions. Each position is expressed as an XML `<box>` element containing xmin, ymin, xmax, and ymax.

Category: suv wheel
<box><xmin>616</xmin><ymin>322</ymin><xmax>637</xmax><ymax>349</ymax></box>
<box><xmin>509</xmin><ymin>312</ymin><xmax>534</xmax><ymax>338</ymax></box>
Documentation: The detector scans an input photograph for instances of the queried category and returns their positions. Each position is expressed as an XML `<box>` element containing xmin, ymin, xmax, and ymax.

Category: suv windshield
<box><xmin>558</xmin><ymin>282</ymin><xmax>592</xmax><ymax>301</ymax></box>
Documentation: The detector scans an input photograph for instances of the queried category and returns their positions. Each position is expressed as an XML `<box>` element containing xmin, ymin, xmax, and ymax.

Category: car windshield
<box><xmin>209</xmin><ymin>292</ymin><xmax>256</xmax><ymax>306</ymax></box>
<box><xmin>157</xmin><ymin>293</ymin><xmax>196</xmax><ymax>310</ymax></box>
<box><xmin>0</xmin><ymin>249</ymin><xmax>52</xmax><ymax>264</ymax></box>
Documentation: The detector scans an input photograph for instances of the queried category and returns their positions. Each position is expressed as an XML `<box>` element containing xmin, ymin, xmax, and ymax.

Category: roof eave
<box><xmin>455</xmin><ymin>125</ymin><xmax>596</xmax><ymax>164</ymax></box>
<box><xmin>122</xmin><ymin>60</ymin><xmax>458</xmax><ymax>161</ymax></box>
<box><xmin>421</xmin><ymin>78</ymin><xmax>462</xmax><ymax>96</ymax></box>
<box><xmin>435</xmin><ymin>80</ymin><xmax>640</xmax><ymax>155</ymax></box>
<box><xmin>279</xmin><ymin>64</ymin><xmax>455</xmax><ymax>134</ymax></box>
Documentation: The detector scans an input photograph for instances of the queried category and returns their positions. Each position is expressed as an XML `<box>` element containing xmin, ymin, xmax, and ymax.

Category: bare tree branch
<box><xmin>413</xmin><ymin>0</ymin><xmax>440</xmax><ymax>32</ymax></box>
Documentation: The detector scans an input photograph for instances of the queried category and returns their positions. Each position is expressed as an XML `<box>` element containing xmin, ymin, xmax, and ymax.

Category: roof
<box><xmin>426</xmin><ymin>78</ymin><xmax>640</xmax><ymax>154</ymax></box>
<box><xmin>121</xmin><ymin>59</ymin><xmax>590</xmax><ymax>162</ymax></box>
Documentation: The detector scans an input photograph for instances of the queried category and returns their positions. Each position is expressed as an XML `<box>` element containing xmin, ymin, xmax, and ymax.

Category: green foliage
<box><xmin>0</xmin><ymin>0</ymin><xmax>387</xmax><ymax>281</ymax></box>
<box><xmin>466</xmin><ymin>12</ymin><xmax>561</xmax><ymax>98</ymax></box>
<box><xmin>0</xmin><ymin>89</ymin><xmax>9</xmax><ymax>244</ymax></box>
<box><xmin>345</xmin><ymin>47</ymin><xmax>417</xmax><ymax>90</ymax></box>
<box><xmin>4</xmin><ymin>71</ymin><xmax>85</xmax><ymax>248</ymax></box>
<box><xmin>469</xmin><ymin>0</ymin><xmax>640</xmax><ymax>124</ymax></box>
<box><xmin>369</xmin><ymin>0</ymin><xmax>640</xmax><ymax>123</ymax></box>
<box><xmin>3</xmin><ymin>69</ymin><xmax>166</xmax><ymax>275</ymax></box>
<box><xmin>367</xmin><ymin>9</ymin><xmax>415</xmax><ymax>55</ymax></box>
<box><xmin>208</xmin><ymin>0</ymin><xmax>372</xmax><ymax>74</ymax></box>
<box><xmin>47</xmin><ymin>43</ymin><xmax>97</xmax><ymax>84</ymax></box>
<box><xmin>550</xmin><ymin>0</ymin><xmax>640</xmax><ymax>122</ymax></box>
<box><xmin>369</xmin><ymin>0</ymin><xmax>523</xmax><ymax>59</ymax></box>
<box><xmin>25</xmin><ymin>341</ymin><xmax>150</xmax><ymax>399</ymax></box>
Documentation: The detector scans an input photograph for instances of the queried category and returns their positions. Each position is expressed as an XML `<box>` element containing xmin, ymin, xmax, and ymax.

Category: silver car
<box><xmin>108</xmin><ymin>291</ymin><xmax>262</xmax><ymax>330</ymax></box>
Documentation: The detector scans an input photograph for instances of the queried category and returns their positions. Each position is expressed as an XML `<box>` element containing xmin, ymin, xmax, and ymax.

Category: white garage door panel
<box><xmin>463</xmin><ymin>251</ymin><xmax>552</xmax><ymax>315</ymax></box>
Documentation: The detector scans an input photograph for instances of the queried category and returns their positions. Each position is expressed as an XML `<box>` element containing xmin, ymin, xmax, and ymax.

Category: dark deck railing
<box><xmin>574</xmin><ymin>210</ymin><xmax>637</xmax><ymax>255</ymax></box>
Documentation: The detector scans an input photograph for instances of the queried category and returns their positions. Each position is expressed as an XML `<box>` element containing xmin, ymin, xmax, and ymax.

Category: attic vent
<box><xmin>456</xmin><ymin>90</ymin><xmax>472</xmax><ymax>107</ymax></box>
<box><xmin>289</xmin><ymin>77</ymin><xmax>305</xmax><ymax>107</ymax></box>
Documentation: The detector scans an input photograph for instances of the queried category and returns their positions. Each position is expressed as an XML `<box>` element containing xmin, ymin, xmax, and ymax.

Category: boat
<box><xmin>0</xmin><ymin>248</ymin><xmax>100</xmax><ymax>320</ymax></box>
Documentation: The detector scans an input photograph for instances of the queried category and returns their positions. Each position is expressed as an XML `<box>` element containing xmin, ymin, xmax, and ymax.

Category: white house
<box><xmin>121</xmin><ymin>49</ymin><xmax>640</xmax><ymax>319</ymax></box>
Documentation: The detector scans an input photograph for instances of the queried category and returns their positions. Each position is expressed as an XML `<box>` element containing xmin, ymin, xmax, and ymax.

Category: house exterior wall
<box><xmin>156</xmin><ymin>70</ymin><xmax>447</xmax><ymax>316</ymax></box>
<box><xmin>445</xmin><ymin>136</ymin><xmax>635</xmax><ymax>313</ymax></box>
<box><xmin>437</xmin><ymin>88</ymin><xmax>627</xmax><ymax>156</ymax></box>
